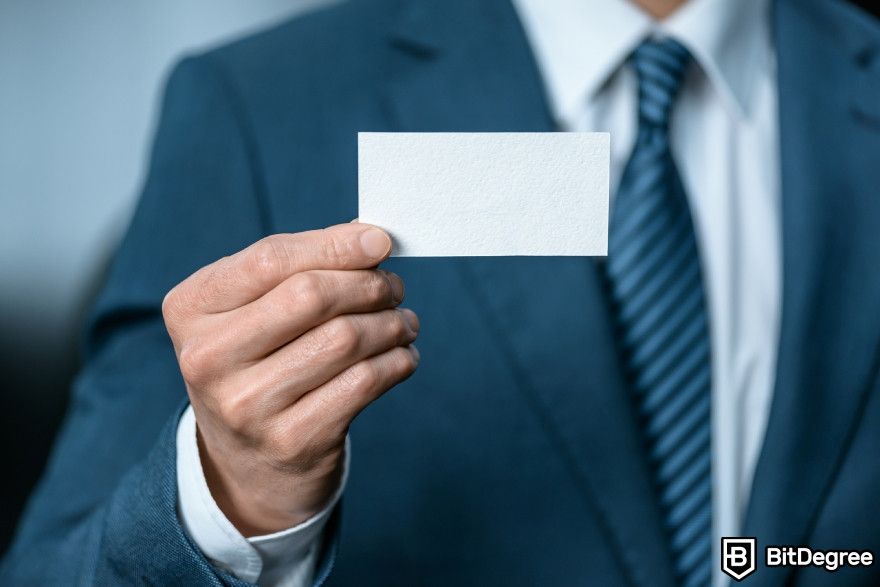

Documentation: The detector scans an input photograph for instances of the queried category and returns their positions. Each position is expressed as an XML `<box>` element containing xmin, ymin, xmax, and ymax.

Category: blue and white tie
<box><xmin>604</xmin><ymin>38</ymin><xmax>713</xmax><ymax>587</ymax></box>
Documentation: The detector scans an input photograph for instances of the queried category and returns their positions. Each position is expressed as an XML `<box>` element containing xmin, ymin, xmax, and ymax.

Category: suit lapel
<box><xmin>744</xmin><ymin>2</ymin><xmax>880</xmax><ymax>585</ymax></box>
<box><xmin>383</xmin><ymin>2</ymin><xmax>677</xmax><ymax>585</ymax></box>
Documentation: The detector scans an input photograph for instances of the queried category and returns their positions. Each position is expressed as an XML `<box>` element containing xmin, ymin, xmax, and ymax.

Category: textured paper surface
<box><xmin>358</xmin><ymin>132</ymin><xmax>609</xmax><ymax>257</ymax></box>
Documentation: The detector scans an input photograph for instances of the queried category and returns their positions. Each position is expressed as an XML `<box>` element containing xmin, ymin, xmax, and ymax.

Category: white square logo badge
<box><xmin>722</xmin><ymin>537</ymin><xmax>757</xmax><ymax>581</ymax></box>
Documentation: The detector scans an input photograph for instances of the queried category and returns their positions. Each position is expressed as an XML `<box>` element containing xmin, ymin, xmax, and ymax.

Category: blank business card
<box><xmin>358</xmin><ymin>132</ymin><xmax>609</xmax><ymax>257</ymax></box>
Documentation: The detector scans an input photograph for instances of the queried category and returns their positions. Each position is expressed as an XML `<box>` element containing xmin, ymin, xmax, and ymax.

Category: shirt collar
<box><xmin>512</xmin><ymin>0</ymin><xmax>772</xmax><ymax>125</ymax></box>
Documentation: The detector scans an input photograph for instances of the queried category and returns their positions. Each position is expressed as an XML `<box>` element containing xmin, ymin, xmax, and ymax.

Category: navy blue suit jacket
<box><xmin>4</xmin><ymin>0</ymin><xmax>880</xmax><ymax>585</ymax></box>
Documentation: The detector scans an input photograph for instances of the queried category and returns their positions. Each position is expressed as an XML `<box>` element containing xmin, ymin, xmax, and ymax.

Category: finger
<box><xmin>166</xmin><ymin>223</ymin><xmax>392</xmax><ymax>315</ymax></box>
<box><xmin>274</xmin><ymin>344</ymin><xmax>420</xmax><ymax>442</ymax></box>
<box><xmin>235</xmin><ymin>308</ymin><xmax>419</xmax><ymax>415</ymax></box>
<box><xmin>225</xmin><ymin>269</ymin><xmax>406</xmax><ymax>362</ymax></box>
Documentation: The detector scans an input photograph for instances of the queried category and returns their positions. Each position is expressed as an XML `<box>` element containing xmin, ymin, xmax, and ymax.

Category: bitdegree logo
<box><xmin>722</xmin><ymin>537</ymin><xmax>875</xmax><ymax>581</ymax></box>
<box><xmin>766</xmin><ymin>546</ymin><xmax>874</xmax><ymax>572</ymax></box>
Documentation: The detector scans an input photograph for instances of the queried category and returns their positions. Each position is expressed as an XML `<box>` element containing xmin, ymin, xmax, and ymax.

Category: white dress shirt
<box><xmin>176</xmin><ymin>1</ymin><xmax>781</xmax><ymax>585</ymax></box>
<box><xmin>513</xmin><ymin>0</ymin><xmax>780</xmax><ymax>584</ymax></box>
<box><xmin>176</xmin><ymin>406</ymin><xmax>348</xmax><ymax>586</ymax></box>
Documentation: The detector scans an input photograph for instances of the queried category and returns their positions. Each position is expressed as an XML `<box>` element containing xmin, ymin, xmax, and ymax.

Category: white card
<box><xmin>358</xmin><ymin>132</ymin><xmax>609</xmax><ymax>257</ymax></box>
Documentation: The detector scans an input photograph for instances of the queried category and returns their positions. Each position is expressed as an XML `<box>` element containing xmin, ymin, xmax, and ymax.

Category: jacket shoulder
<box><xmin>190</xmin><ymin>0</ymin><xmax>402</xmax><ymax>98</ymax></box>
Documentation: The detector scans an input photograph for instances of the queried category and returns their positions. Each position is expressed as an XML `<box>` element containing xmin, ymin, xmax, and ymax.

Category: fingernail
<box><xmin>410</xmin><ymin>345</ymin><xmax>420</xmax><ymax>364</ymax></box>
<box><xmin>360</xmin><ymin>228</ymin><xmax>391</xmax><ymax>259</ymax></box>
<box><xmin>401</xmin><ymin>308</ymin><xmax>420</xmax><ymax>333</ymax></box>
<box><xmin>387</xmin><ymin>273</ymin><xmax>405</xmax><ymax>303</ymax></box>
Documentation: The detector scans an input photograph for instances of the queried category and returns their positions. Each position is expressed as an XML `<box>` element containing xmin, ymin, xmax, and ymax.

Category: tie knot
<box><xmin>631</xmin><ymin>37</ymin><xmax>692</xmax><ymax>128</ymax></box>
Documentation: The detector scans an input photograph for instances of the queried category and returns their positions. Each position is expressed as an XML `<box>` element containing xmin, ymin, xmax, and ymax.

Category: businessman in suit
<box><xmin>3</xmin><ymin>0</ymin><xmax>879</xmax><ymax>585</ymax></box>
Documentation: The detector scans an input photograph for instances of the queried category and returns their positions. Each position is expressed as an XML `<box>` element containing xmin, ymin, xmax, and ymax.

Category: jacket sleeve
<box><xmin>0</xmin><ymin>54</ymin><xmax>336</xmax><ymax>585</ymax></box>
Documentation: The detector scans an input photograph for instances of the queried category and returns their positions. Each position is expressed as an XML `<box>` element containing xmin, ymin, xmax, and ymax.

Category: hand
<box><xmin>162</xmin><ymin>223</ymin><xmax>419</xmax><ymax>535</ymax></box>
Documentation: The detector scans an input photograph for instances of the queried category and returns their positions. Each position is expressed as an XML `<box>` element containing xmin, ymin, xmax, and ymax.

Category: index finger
<box><xmin>177</xmin><ymin>223</ymin><xmax>392</xmax><ymax>314</ymax></box>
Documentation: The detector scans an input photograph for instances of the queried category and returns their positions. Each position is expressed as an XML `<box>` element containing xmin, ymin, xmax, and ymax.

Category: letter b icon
<box><xmin>729</xmin><ymin>546</ymin><xmax>749</xmax><ymax>567</ymax></box>
<box><xmin>721</xmin><ymin>537</ymin><xmax>757</xmax><ymax>581</ymax></box>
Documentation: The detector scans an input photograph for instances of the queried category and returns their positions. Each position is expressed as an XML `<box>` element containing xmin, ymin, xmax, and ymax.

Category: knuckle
<box><xmin>161</xmin><ymin>288</ymin><xmax>183</xmax><ymax>331</ymax></box>
<box><xmin>402</xmin><ymin>348</ymin><xmax>419</xmax><ymax>375</ymax></box>
<box><xmin>177</xmin><ymin>333</ymin><xmax>234</xmax><ymax>387</ymax></box>
<box><xmin>289</xmin><ymin>273</ymin><xmax>327</xmax><ymax>317</ymax></box>
<box><xmin>319</xmin><ymin>229</ymin><xmax>354</xmax><ymax>267</ymax></box>
<box><xmin>263</xmin><ymin>436</ymin><xmax>299</xmax><ymax>471</ymax></box>
<box><xmin>391</xmin><ymin>347</ymin><xmax>418</xmax><ymax>379</ymax></box>
<box><xmin>322</xmin><ymin>317</ymin><xmax>360</xmax><ymax>357</ymax></box>
<box><xmin>265</xmin><ymin>420</ymin><xmax>340</xmax><ymax>475</ymax></box>
<box><xmin>348</xmin><ymin>360</ymin><xmax>379</xmax><ymax>395</ymax></box>
<box><xmin>390</xmin><ymin>312</ymin><xmax>410</xmax><ymax>341</ymax></box>
<box><xmin>217</xmin><ymin>392</ymin><xmax>253</xmax><ymax>434</ymax></box>
<box><xmin>162</xmin><ymin>280</ymin><xmax>200</xmax><ymax>326</ymax></box>
<box><xmin>262</xmin><ymin>420</ymin><xmax>297</xmax><ymax>455</ymax></box>
<box><xmin>161</xmin><ymin>288</ymin><xmax>178</xmax><ymax>319</ymax></box>
<box><xmin>202</xmin><ymin>263</ymin><xmax>232</xmax><ymax>305</ymax></box>
<box><xmin>177</xmin><ymin>339</ymin><xmax>213</xmax><ymax>384</ymax></box>
<box><xmin>267</xmin><ymin>426</ymin><xmax>309</xmax><ymax>467</ymax></box>
<box><xmin>249</xmin><ymin>237</ymin><xmax>289</xmax><ymax>277</ymax></box>
<box><xmin>189</xmin><ymin>263</ymin><xmax>228</xmax><ymax>311</ymax></box>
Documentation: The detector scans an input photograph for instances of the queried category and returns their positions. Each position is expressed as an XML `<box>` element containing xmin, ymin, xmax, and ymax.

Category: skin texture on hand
<box><xmin>162</xmin><ymin>223</ymin><xmax>420</xmax><ymax>535</ymax></box>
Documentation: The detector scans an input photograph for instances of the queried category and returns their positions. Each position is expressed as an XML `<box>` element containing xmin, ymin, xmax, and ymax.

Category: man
<box><xmin>3</xmin><ymin>0</ymin><xmax>879</xmax><ymax>585</ymax></box>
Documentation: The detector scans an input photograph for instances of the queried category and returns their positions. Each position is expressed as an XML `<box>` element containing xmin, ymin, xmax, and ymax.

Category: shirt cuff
<box><xmin>176</xmin><ymin>405</ymin><xmax>349</xmax><ymax>586</ymax></box>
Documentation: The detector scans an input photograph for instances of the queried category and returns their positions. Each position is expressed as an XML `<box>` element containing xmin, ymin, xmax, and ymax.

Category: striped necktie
<box><xmin>604</xmin><ymin>38</ymin><xmax>713</xmax><ymax>587</ymax></box>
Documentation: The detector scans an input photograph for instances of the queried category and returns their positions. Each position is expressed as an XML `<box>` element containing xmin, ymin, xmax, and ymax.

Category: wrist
<box><xmin>197</xmin><ymin>428</ymin><xmax>344</xmax><ymax>536</ymax></box>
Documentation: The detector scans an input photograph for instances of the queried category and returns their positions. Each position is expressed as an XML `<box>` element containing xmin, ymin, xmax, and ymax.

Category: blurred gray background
<box><xmin>0</xmin><ymin>0</ymin><xmax>327</xmax><ymax>552</ymax></box>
